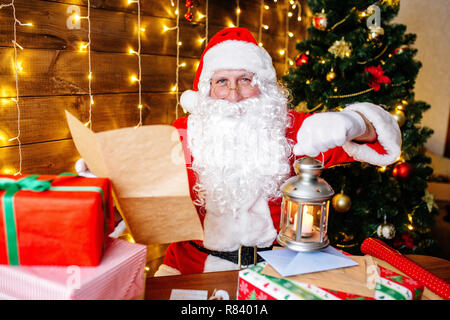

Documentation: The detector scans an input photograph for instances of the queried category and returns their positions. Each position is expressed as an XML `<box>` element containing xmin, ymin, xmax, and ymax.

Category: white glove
<box><xmin>293</xmin><ymin>110</ymin><xmax>367</xmax><ymax>157</ymax></box>
<box><xmin>75</xmin><ymin>158</ymin><xmax>97</xmax><ymax>178</ymax></box>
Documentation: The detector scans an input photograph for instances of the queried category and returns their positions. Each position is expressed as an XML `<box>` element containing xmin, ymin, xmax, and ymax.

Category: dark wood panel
<box><xmin>0</xmin><ymin>92</ymin><xmax>176</xmax><ymax>148</ymax></box>
<box><xmin>0</xmin><ymin>48</ymin><xmax>198</xmax><ymax>97</ymax></box>
<box><xmin>0</xmin><ymin>0</ymin><xmax>306</xmax><ymax>63</ymax></box>
<box><xmin>0</xmin><ymin>139</ymin><xmax>78</xmax><ymax>175</ymax></box>
<box><xmin>42</xmin><ymin>0</ymin><xmax>306</xmax><ymax>37</ymax></box>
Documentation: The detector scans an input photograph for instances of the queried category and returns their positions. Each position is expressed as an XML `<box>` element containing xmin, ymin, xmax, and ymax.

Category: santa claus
<box><xmin>76</xmin><ymin>27</ymin><xmax>401</xmax><ymax>277</ymax></box>
<box><xmin>150</xmin><ymin>27</ymin><xmax>401</xmax><ymax>276</ymax></box>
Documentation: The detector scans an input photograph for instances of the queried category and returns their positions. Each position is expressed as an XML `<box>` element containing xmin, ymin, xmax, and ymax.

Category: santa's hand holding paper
<box><xmin>153</xmin><ymin>27</ymin><xmax>401</xmax><ymax>276</ymax></box>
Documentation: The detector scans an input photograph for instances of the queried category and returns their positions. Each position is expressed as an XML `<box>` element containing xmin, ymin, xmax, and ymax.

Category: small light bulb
<box><xmin>198</xmin><ymin>12</ymin><xmax>205</xmax><ymax>19</ymax></box>
<box><xmin>171</xmin><ymin>85</ymin><xmax>177</xmax><ymax>92</ymax></box>
<box><xmin>236</xmin><ymin>8</ymin><xmax>241</xmax><ymax>14</ymax></box>
<box><xmin>179</xmin><ymin>62</ymin><xmax>186</xmax><ymax>67</ymax></box>
<box><xmin>288</xmin><ymin>32</ymin><xmax>294</xmax><ymax>37</ymax></box>
<box><xmin>138</xmin><ymin>104</ymin><xmax>143</xmax><ymax>109</ymax></box>
<box><xmin>131</xmin><ymin>75</ymin><xmax>139</xmax><ymax>82</ymax></box>
<box><xmin>90</xmin><ymin>97</ymin><xmax>94</xmax><ymax>105</ymax></box>
<box><xmin>297</xmin><ymin>16</ymin><xmax>302</xmax><ymax>21</ymax></box>
<box><xmin>129</xmin><ymin>48</ymin><xmax>137</xmax><ymax>55</ymax></box>
<box><xmin>258</xmin><ymin>42</ymin><xmax>263</xmax><ymax>47</ymax></box>
<box><xmin>279</xmin><ymin>49</ymin><xmax>285</xmax><ymax>55</ymax></box>
<box><xmin>228</xmin><ymin>22</ymin><xmax>235</xmax><ymax>28</ymax></box>
<box><xmin>288</xmin><ymin>12</ymin><xmax>293</xmax><ymax>17</ymax></box>
<box><xmin>88</xmin><ymin>72</ymin><xmax>92</xmax><ymax>80</ymax></box>
<box><xmin>140</xmin><ymin>27</ymin><xmax>146</xmax><ymax>32</ymax></box>
<box><xmin>264</xmin><ymin>5</ymin><xmax>269</xmax><ymax>10</ymax></box>
<box><xmin>263</xmin><ymin>25</ymin><xmax>269</xmax><ymax>30</ymax></box>
<box><xmin>162</xmin><ymin>25</ymin><xmax>169</xmax><ymax>32</ymax></box>
<box><xmin>198</xmin><ymin>37</ymin><xmax>206</xmax><ymax>44</ymax></box>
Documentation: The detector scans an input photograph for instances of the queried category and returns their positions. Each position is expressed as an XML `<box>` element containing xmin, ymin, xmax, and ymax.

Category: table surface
<box><xmin>145</xmin><ymin>255</ymin><xmax>450</xmax><ymax>300</ymax></box>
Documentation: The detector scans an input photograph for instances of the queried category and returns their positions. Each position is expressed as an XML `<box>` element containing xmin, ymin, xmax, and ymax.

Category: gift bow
<box><xmin>0</xmin><ymin>174</ymin><xmax>106</xmax><ymax>265</ymax></box>
<box><xmin>0</xmin><ymin>175</ymin><xmax>52</xmax><ymax>193</ymax></box>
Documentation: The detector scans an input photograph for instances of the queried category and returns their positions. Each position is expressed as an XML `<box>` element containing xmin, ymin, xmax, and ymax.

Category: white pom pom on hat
<box><xmin>180</xmin><ymin>89</ymin><xmax>199</xmax><ymax>113</ymax></box>
<box><xmin>180</xmin><ymin>27</ymin><xmax>277</xmax><ymax>113</ymax></box>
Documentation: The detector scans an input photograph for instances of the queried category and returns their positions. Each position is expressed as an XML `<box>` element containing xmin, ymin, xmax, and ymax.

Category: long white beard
<box><xmin>187</xmin><ymin>89</ymin><xmax>293</xmax><ymax>219</ymax></box>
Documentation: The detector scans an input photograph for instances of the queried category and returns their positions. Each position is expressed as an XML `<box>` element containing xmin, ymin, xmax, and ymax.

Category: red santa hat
<box><xmin>180</xmin><ymin>27</ymin><xmax>277</xmax><ymax>112</ymax></box>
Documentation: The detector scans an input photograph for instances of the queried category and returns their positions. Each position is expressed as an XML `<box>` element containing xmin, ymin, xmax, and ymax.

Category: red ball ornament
<box><xmin>392</xmin><ymin>162</ymin><xmax>413</xmax><ymax>179</ymax></box>
<box><xmin>184</xmin><ymin>10</ymin><xmax>193</xmax><ymax>22</ymax></box>
<box><xmin>394</xmin><ymin>45</ymin><xmax>409</xmax><ymax>55</ymax></box>
<box><xmin>312</xmin><ymin>12</ymin><xmax>328</xmax><ymax>31</ymax></box>
<box><xmin>295</xmin><ymin>53</ymin><xmax>309</xmax><ymax>66</ymax></box>
<box><xmin>185</xmin><ymin>0</ymin><xmax>194</xmax><ymax>8</ymax></box>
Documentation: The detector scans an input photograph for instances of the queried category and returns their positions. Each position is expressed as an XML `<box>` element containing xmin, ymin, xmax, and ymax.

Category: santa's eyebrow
<box><xmin>238</xmin><ymin>72</ymin><xmax>254</xmax><ymax>78</ymax></box>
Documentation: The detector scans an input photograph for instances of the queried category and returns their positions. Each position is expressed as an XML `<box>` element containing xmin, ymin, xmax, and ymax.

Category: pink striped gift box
<box><xmin>0</xmin><ymin>238</ymin><xmax>147</xmax><ymax>300</ymax></box>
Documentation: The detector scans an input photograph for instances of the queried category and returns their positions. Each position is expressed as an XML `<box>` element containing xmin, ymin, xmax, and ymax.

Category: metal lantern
<box><xmin>277</xmin><ymin>157</ymin><xmax>334</xmax><ymax>252</ymax></box>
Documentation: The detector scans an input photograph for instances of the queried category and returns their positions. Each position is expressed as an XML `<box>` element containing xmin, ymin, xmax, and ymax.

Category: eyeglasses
<box><xmin>211</xmin><ymin>74</ymin><xmax>258</xmax><ymax>99</ymax></box>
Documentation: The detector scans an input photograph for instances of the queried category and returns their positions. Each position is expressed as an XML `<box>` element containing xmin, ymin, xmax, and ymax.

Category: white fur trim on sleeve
<box><xmin>153</xmin><ymin>264</ymin><xmax>182</xmax><ymax>277</ymax></box>
<box><xmin>342</xmin><ymin>102</ymin><xmax>402</xmax><ymax>166</ymax></box>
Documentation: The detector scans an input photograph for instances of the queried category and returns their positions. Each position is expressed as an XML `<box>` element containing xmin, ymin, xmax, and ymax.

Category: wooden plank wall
<box><xmin>0</xmin><ymin>0</ymin><xmax>308</xmax><ymax>175</ymax></box>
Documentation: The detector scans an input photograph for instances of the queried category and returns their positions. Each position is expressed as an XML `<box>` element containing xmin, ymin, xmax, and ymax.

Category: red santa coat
<box><xmin>160</xmin><ymin>109</ymin><xmax>390</xmax><ymax>275</ymax></box>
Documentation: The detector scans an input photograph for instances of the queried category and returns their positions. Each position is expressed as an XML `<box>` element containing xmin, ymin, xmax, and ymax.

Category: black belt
<box><xmin>189</xmin><ymin>241</ymin><xmax>272</xmax><ymax>268</ymax></box>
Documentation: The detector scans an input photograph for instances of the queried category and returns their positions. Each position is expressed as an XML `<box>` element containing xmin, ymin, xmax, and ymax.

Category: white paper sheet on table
<box><xmin>258</xmin><ymin>246</ymin><xmax>358</xmax><ymax>277</ymax></box>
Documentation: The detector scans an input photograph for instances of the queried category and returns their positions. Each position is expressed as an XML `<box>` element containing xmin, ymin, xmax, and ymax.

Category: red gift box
<box><xmin>0</xmin><ymin>174</ymin><xmax>115</xmax><ymax>266</ymax></box>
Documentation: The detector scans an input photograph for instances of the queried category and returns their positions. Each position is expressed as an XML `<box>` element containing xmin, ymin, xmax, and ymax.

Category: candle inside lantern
<box><xmin>301</xmin><ymin>206</ymin><xmax>314</xmax><ymax>237</ymax></box>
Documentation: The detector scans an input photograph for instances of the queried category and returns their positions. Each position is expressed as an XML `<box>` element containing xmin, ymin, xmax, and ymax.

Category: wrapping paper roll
<box><xmin>361</xmin><ymin>238</ymin><xmax>450</xmax><ymax>300</ymax></box>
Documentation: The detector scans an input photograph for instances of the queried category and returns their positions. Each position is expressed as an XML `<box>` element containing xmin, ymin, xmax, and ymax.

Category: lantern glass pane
<box><xmin>297</xmin><ymin>202</ymin><xmax>323</xmax><ymax>243</ymax></box>
<box><xmin>286</xmin><ymin>200</ymin><xmax>299</xmax><ymax>240</ymax></box>
<box><xmin>321</xmin><ymin>201</ymin><xmax>330</xmax><ymax>241</ymax></box>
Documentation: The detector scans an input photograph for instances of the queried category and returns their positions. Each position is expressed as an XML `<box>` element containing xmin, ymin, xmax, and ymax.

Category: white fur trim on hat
<box><xmin>342</xmin><ymin>102</ymin><xmax>402</xmax><ymax>166</ymax></box>
<box><xmin>180</xmin><ymin>89</ymin><xmax>198</xmax><ymax>113</ymax></box>
<box><xmin>200</xmin><ymin>40</ymin><xmax>277</xmax><ymax>84</ymax></box>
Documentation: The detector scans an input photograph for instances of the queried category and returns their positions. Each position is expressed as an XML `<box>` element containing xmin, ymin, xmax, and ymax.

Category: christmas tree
<box><xmin>282</xmin><ymin>0</ymin><xmax>439</xmax><ymax>255</ymax></box>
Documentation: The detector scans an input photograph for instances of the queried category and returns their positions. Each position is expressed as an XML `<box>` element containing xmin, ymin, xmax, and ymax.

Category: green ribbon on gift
<box><xmin>0</xmin><ymin>173</ymin><xmax>107</xmax><ymax>265</ymax></box>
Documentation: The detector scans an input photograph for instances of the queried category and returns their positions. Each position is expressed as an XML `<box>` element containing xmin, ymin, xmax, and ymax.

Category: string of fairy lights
<box><xmin>74</xmin><ymin>0</ymin><xmax>94</xmax><ymax>130</ymax></box>
<box><xmin>1</xmin><ymin>0</ymin><xmax>33</xmax><ymax>175</ymax></box>
<box><xmin>0</xmin><ymin>0</ymin><xmax>303</xmax><ymax>174</ymax></box>
<box><xmin>127</xmin><ymin>0</ymin><xmax>144</xmax><ymax>128</ymax></box>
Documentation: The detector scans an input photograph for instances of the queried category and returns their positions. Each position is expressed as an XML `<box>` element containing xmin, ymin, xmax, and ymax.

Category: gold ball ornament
<box><xmin>391</xmin><ymin>109</ymin><xmax>406</xmax><ymax>127</ymax></box>
<box><xmin>326</xmin><ymin>70</ymin><xmax>337</xmax><ymax>82</ymax></box>
<box><xmin>332</xmin><ymin>193</ymin><xmax>351</xmax><ymax>213</ymax></box>
<box><xmin>377</xmin><ymin>222</ymin><xmax>396</xmax><ymax>239</ymax></box>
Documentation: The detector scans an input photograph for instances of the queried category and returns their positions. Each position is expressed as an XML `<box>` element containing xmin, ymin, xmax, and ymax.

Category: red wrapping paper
<box><xmin>361</xmin><ymin>237</ymin><xmax>450</xmax><ymax>300</ymax></box>
<box><xmin>0</xmin><ymin>174</ymin><xmax>115</xmax><ymax>266</ymax></box>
